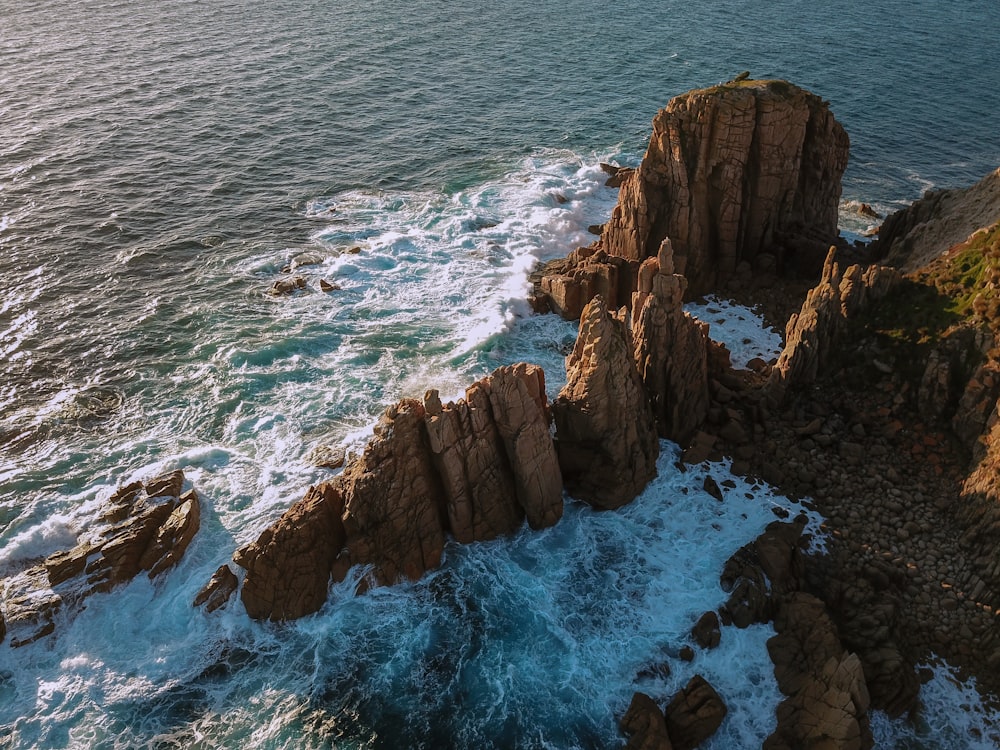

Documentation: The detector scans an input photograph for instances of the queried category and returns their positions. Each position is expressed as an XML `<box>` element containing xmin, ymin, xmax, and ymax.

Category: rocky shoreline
<box><xmin>3</xmin><ymin>78</ymin><xmax>998</xmax><ymax>747</ymax></box>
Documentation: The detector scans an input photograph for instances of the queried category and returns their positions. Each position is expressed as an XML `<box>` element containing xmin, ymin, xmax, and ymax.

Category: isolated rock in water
<box><xmin>600</xmin><ymin>79</ymin><xmax>849</xmax><ymax>297</ymax></box>
<box><xmin>691</xmin><ymin>610</ymin><xmax>721</xmax><ymax>649</ymax></box>
<box><xmin>318</xmin><ymin>278</ymin><xmax>340</xmax><ymax>292</ymax></box>
<box><xmin>1</xmin><ymin>470</ymin><xmax>200</xmax><ymax>646</ymax></box>
<box><xmin>631</xmin><ymin>240</ymin><xmax>713</xmax><ymax>442</ymax></box>
<box><xmin>193</xmin><ymin>564</ymin><xmax>238</xmax><ymax>613</ymax></box>
<box><xmin>282</xmin><ymin>251</ymin><xmax>325</xmax><ymax>272</ymax></box>
<box><xmin>553</xmin><ymin>295</ymin><xmax>658</xmax><ymax>509</ymax></box>
<box><xmin>234</xmin><ymin>482</ymin><xmax>345</xmax><ymax>621</ymax></box>
<box><xmin>621</xmin><ymin>692</ymin><xmax>674</xmax><ymax>750</ymax></box>
<box><xmin>769</xmin><ymin>248</ymin><xmax>899</xmax><ymax>399</ymax></box>
<box><xmin>663</xmin><ymin>675</ymin><xmax>727</xmax><ymax>750</ymax></box>
<box><xmin>269</xmin><ymin>275</ymin><xmax>308</xmax><ymax>295</ymax></box>
<box><xmin>876</xmin><ymin>167</ymin><xmax>1000</xmax><ymax>271</ymax></box>
<box><xmin>764</xmin><ymin>593</ymin><xmax>873</xmax><ymax>750</ymax></box>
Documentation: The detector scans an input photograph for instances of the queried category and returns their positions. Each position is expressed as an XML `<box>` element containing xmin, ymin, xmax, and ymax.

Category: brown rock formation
<box><xmin>631</xmin><ymin>240</ymin><xmax>714</xmax><ymax>442</ymax></box>
<box><xmin>234</xmin><ymin>482</ymin><xmax>345</xmax><ymax>621</ymax></box>
<box><xmin>538</xmin><ymin>247</ymin><xmax>640</xmax><ymax>320</ymax></box>
<box><xmin>553</xmin><ymin>295</ymin><xmax>659</xmax><ymax>509</ymax></box>
<box><xmin>336</xmin><ymin>399</ymin><xmax>449</xmax><ymax>587</ymax></box>
<box><xmin>193</xmin><ymin>564</ymin><xmax>239</xmax><ymax>613</ymax></box>
<box><xmin>233</xmin><ymin>363</ymin><xmax>563</xmax><ymax>620</ymax></box>
<box><xmin>876</xmin><ymin>167</ymin><xmax>1000</xmax><ymax>272</ymax></box>
<box><xmin>663</xmin><ymin>675</ymin><xmax>727</xmax><ymax>750</ymax></box>
<box><xmin>621</xmin><ymin>692</ymin><xmax>674</xmax><ymax>750</ymax></box>
<box><xmin>720</xmin><ymin>519</ymin><xmax>806</xmax><ymax>628</ymax></box>
<box><xmin>764</xmin><ymin>593</ymin><xmax>872</xmax><ymax>750</ymax></box>
<box><xmin>1</xmin><ymin>470</ymin><xmax>200</xmax><ymax>646</ymax></box>
<box><xmin>769</xmin><ymin>248</ymin><xmax>899</xmax><ymax>399</ymax></box>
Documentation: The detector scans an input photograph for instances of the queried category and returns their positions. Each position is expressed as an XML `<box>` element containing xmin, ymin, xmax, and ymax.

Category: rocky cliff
<box><xmin>537</xmin><ymin>78</ymin><xmax>849</xmax><ymax>317</ymax></box>
<box><xmin>876</xmin><ymin>167</ymin><xmax>1000</xmax><ymax>272</ymax></box>
<box><xmin>234</xmin><ymin>363</ymin><xmax>564</xmax><ymax>621</ymax></box>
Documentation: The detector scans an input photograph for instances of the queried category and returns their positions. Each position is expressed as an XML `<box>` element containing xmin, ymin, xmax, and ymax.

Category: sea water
<box><xmin>2</xmin><ymin>0</ymin><xmax>999</xmax><ymax>747</ymax></box>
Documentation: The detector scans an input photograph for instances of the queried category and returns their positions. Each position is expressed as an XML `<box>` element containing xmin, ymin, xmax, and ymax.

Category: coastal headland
<box><xmin>3</xmin><ymin>78</ymin><xmax>998</xmax><ymax>748</ymax></box>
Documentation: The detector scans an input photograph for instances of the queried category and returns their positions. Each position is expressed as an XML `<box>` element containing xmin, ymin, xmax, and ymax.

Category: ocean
<box><xmin>1</xmin><ymin>0</ymin><xmax>999</xmax><ymax>747</ymax></box>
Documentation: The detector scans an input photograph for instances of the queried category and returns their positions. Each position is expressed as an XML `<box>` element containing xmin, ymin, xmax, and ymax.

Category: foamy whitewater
<box><xmin>2</xmin><ymin>0</ymin><xmax>1000</xmax><ymax>747</ymax></box>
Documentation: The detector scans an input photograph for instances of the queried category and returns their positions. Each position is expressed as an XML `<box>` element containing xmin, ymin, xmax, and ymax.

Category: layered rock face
<box><xmin>769</xmin><ymin>248</ymin><xmax>900</xmax><ymax>399</ymax></box>
<box><xmin>1</xmin><ymin>470</ymin><xmax>200</xmax><ymax>646</ymax></box>
<box><xmin>631</xmin><ymin>239</ymin><xmax>714</xmax><ymax>442</ymax></box>
<box><xmin>234</xmin><ymin>363</ymin><xmax>563</xmax><ymax>621</ymax></box>
<box><xmin>553</xmin><ymin>295</ymin><xmax>659</xmax><ymax>509</ymax></box>
<box><xmin>539</xmin><ymin>79</ymin><xmax>849</xmax><ymax>316</ymax></box>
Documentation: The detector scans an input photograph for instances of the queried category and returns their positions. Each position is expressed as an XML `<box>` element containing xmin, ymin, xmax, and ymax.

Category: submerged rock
<box><xmin>269</xmin><ymin>275</ymin><xmax>308</xmax><ymax>295</ymax></box>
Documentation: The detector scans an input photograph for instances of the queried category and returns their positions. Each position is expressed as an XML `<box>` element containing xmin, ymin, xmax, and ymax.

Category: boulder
<box><xmin>269</xmin><ymin>275</ymin><xmax>308</xmax><ymax>295</ymax></box>
<box><xmin>621</xmin><ymin>692</ymin><xmax>674</xmax><ymax>750</ymax></box>
<box><xmin>720</xmin><ymin>520</ymin><xmax>806</xmax><ymax>628</ymax></box>
<box><xmin>193</xmin><ymin>564</ymin><xmax>238</xmax><ymax>613</ymax></box>
<box><xmin>663</xmin><ymin>675</ymin><xmax>727</xmax><ymax>750</ymax></box>
<box><xmin>691</xmin><ymin>611</ymin><xmax>721</xmax><ymax>649</ymax></box>
<box><xmin>553</xmin><ymin>295</ymin><xmax>659</xmax><ymax>509</ymax></box>
<box><xmin>1</xmin><ymin>470</ymin><xmax>200</xmax><ymax>645</ymax></box>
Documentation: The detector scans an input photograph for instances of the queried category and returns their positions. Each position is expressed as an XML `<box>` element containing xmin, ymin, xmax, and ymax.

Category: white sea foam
<box><xmin>685</xmin><ymin>295</ymin><xmax>784</xmax><ymax>369</ymax></box>
<box><xmin>1</xmin><ymin>153</ymin><xmax>996</xmax><ymax>748</ymax></box>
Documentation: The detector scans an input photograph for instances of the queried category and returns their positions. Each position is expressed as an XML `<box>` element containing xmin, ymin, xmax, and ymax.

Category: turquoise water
<box><xmin>2</xmin><ymin>0</ymin><xmax>999</xmax><ymax>747</ymax></box>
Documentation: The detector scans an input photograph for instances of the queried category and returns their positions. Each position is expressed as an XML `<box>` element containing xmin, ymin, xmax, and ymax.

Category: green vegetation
<box><xmin>916</xmin><ymin>221</ymin><xmax>1000</xmax><ymax>333</ymax></box>
<box><xmin>834</xmin><ymin>221</ymin><xmax>1000</xmax><ymax>388</ymax></box>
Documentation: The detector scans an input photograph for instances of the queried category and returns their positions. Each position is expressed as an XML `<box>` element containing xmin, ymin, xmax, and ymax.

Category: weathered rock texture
<box><xmin>234</xmin><ymin>363</ymin><xmax>563</xmax><ymax>621</ymax></box>
<box><xmin>539</xmin><ymin>78</ymin><xmax>848</xmax><ymax>316</ymax></box>
<box><xmin>769</xmin><ymin>248</ymin><xmax>899</xmax><ymax>399</ymax></box>
<box><xmin>876</xmin><ymin>167</ymin><xmax>1000</xmax><ymax>272</ymax></box>
<box><xmin>620</xmin><ymin>692</ymin><xmax>674</xmax><ymax>750</ymax></box>
<box><xmin>193</xmin><ymin>564</ymin><xmax>239</xmax><ymax>613</ymax></box>
<box><xmin>631</xmin><ymin>239</ymin><xmax>715</xmax><ymax>442</ymax></box>
<box><xmin>553</xmin><ymin>295</ymin><xmax>659</xmax><ymax>509</ymax></box>
<box><xmin>764</xmin><ymin>593</ymin><xmax>872</xmax><ymax>750</ymax></box>
<box><xmin>663</xmin><ymin>675</ymin><xmax>728</xmax><ymax>750</ymax></box>
<box><xmin>1</xmin><ymin>470</ymin><xmax>200</xmax><ymax>646</ymax></box>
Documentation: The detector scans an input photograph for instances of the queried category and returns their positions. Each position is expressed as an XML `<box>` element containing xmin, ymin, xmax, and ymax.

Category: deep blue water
<box><xmin>1</xmin><ymin>1</ymin><xmax>999</xmax><ymax>747</ymax></box>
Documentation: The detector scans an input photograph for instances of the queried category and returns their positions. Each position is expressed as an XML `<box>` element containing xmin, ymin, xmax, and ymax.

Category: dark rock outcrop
<box><xmin>621</xmin><ymin>692</ymin><xmax>674</xmax><ymax>750</ymax></box>
<box><xmin>663</xmin><ymin>675</ymin><xmax>727</xmax><ymax>750</ymax></box>
<box><xmin>1</xmin><ymin>470</ymin><xmax>200</xmax><ymax>646</ymax></box>
<box><xmin>764</xmin><ymin>593</ymin><xmax>872</xmax><ymax>750</ymax></box>
<box><xmin>553</xmin><ymin>295</ymin><xmax>659</xmax><ymax>509</ymax></box>
<box><xmin>233</xmin><ymin>363</ymin><xmax>563</xmax><ymax>621</ymax></box>
<box><xmin>769</xmin><ymin>248</ymin><xmax>899</xmax><ymax>399</ymax></box>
